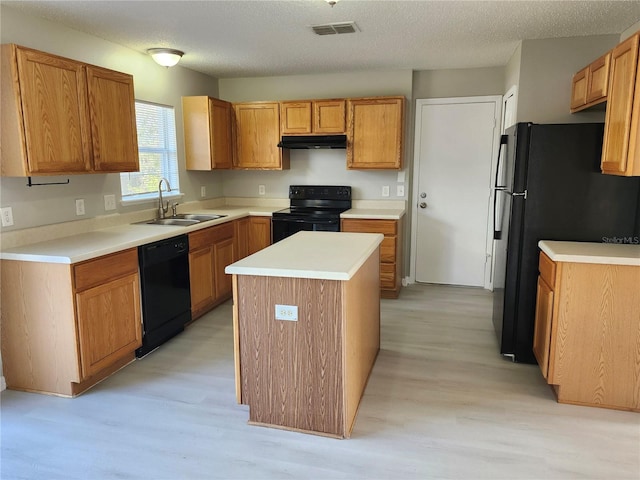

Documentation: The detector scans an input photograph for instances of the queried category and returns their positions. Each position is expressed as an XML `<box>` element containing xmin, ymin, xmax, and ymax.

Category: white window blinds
<box><xmin>120</xmin><ymin>101</ymin><xmax>180</xmax><ymax>201</ymax></box>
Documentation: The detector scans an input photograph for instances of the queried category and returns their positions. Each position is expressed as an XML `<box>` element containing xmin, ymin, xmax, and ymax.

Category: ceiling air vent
<box><xmin>311</xmin><ymin>22</ymin><xmax>359</xmax><ymax>36</ymax></box>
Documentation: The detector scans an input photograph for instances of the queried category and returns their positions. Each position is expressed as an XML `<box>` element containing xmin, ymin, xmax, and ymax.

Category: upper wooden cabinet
<box><xmin>280</xmin><ymin>99</ymin><xmax>346</xmax><ymax>134</ymax></box>
<box><xmin>347</xmin><ymin>96</ymin><xmax>404</xmax><ymax>170</ymax></box>
<box><xmin>182</xmin><ymin>96</ymin><xmax>233</xmax><ymax>170</ymax></box>
<box><xmin>601</xmin><ymin>33</ymin><xmax>640</xmax><ymax>176</ymax></box>
<box><xmin>233</xmin><ymin>102</ymin><xmax>290</xmax><ymax>170</ymax></box>
<box><xmin>1</xmin><ymin>44</ymin><xmax>139</xmax><ymax>176</ymax></box>
<box><xmin>570</xmin><ymin>52</ymin><xmax>611</xmax><ymax>113</ymax></box>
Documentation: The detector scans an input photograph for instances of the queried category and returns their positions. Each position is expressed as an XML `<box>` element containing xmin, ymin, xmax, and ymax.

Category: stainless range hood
<box><xmin>277</xmin><ymin>135</ymin><xmax>347</xmax><ymax>149</ymax></box>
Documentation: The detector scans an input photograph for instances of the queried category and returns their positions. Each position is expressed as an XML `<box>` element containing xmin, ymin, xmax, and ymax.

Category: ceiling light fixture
<box><xmin>324</xmin><ymin>0</ymin><xmax>340</xmax><ymax>7</ymax></box>
<box><xmin>147</xmin><ymin>48</ymin><xmax>184</xmax><ymax>67</ymax></box>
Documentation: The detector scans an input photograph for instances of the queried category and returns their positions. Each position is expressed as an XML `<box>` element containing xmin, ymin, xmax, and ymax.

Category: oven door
<box><xmin>272</xmin><ymin>217</ymin><xmax>340</xmax><ymax>243</ymax></box>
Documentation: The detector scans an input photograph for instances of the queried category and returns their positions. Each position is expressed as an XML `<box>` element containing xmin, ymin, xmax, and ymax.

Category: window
<box><xmin>120</xmin><ymin>101</ymin><xmax>180</xmax><ymax>203</ymax></box>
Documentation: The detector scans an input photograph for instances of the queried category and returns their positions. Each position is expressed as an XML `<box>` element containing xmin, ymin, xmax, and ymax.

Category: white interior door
<box><xmin>412</xmin><ymin>97</ymin><xmax>501</xmax><ymax>287</ymax></box>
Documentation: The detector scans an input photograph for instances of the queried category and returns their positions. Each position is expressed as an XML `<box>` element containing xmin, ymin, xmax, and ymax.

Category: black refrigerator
<box><xmin>492</xmin><ymin>122</ymin><xmax>640</xmax><ymax>363</ymax></box>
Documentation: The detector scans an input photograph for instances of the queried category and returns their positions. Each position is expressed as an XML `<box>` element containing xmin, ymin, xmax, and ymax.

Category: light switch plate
<box><xmin>75</xmin><ymin>199</ymin><xmax>85</xmax><ymax>216</ymax></box>
<box><xmin>397</xmin><ymin>171</ymin><xmax>406</xmax><ymax>183</ymax></box>
<box><xmin>1</xmin><ymin>207</ymin><xmax>14</xmax><ymax>227</ymax></box>
<box><xmin>104</xmin><ymin>194</ymin><xmax>116</xmax><ymax>211</ymax></box>
<box><xmin>275</xmin><ymin>304</ymin><xmax>298</xmax><ymax>321</ymax></box>
<box><xmin>397</xmin><ymin>185</ymin><xmax>405</xmax><ymax>197</ymax></box>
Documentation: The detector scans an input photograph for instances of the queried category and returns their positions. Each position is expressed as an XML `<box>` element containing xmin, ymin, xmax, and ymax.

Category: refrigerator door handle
<box><xmin>494</xmin><ymin>134</ymin><xmax>509</xmax><ymax>189</ymax></box>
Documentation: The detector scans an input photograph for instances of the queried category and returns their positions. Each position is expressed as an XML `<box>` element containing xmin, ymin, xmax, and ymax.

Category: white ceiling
<box><xmin>5</xmin><ymin>0</ymin><xmax>640</xmax><ymax>78</ymax></box>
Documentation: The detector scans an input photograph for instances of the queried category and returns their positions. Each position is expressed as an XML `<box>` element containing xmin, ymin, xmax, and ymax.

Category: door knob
<box><xmin>419</xmin><ymin>202</ymin><xmax>427</xmax><ymax>209</ymax></box>
<box><xmin>420</xmin><ymin>192</ymin><xmax>426</xmax><ymax>198</ymax></box>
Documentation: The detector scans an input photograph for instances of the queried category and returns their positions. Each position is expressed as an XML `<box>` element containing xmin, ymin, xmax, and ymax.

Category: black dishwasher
<box><xmin>136</xmin><ymin>234</ymin><xmax>192</xmax><ymax>358</ymax></box>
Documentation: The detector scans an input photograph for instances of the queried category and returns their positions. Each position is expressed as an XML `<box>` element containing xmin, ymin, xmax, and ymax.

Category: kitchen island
<box><xmin>225</xmin><ymin>231</ymin><xmax>383</xmax><ymax>438</ymax></box>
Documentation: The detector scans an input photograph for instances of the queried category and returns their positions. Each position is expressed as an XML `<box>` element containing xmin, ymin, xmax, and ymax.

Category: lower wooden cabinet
<box><xmin>341</xmin><ymin>218</ymin><xmax>402</xmax><ymax>298</ymax></box>
<box><xmin>533</xmin><ymin>251</ymin><xmax>640</xmax><ymax>411</ymax></box>
<box><xmin>234</xmin><ymin>217</ymin><xmax>250</xmax><ymax>260</ymax></box>
<box><xmin>248</xmin><ymin>216</ymin><xmax>272</xmax><ymax>255</ymax></box>
<box><xmin>0</xmin><ymin>249</ymin><xmax>142</xmax><ymax>396</ymax></box>
<box><xmin>188</xmin><ymin>222</ymin><xmax>235</xmax><ymax>320</ymax></box>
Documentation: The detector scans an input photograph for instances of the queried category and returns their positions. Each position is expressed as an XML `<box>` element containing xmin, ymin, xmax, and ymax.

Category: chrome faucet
<box><xmin>157</xmin><ymin>178</ymin><xmax>172</xmax><ymax>219</ymax></box>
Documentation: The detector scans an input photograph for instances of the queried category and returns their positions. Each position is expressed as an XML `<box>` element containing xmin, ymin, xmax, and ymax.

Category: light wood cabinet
<box><xmin>341</xmin><ymin>218</ymin><xmax>402</xmax><ymax>298</ymax></box>
<box><xmin>233</xmin><ymin>102</ymin><xmax>290</xmax><ymax>170</ymax></box>
<box><xmin>1</xmin><ymin>44</ymin><xmax>138</xmax><ymax>176</ymax></box>
<box><xmin>601</xmin><ymin>33</ymin><xmax>640</xmax><ymax>176</ymax></box>
<box><xmin>280</xmin><ymin>99</ymin><xmax>346</xmax><ymax>134</ymax></box>
<box><xmin>0</xmin><ymin>249</ymin><xmax>142</xmax><ymax>396</ymax></box>
<box><xmin>533</xmin><ymin>251</ymin><xmax>640</xmax><ymax>411</ymax></box>
<box><xmin>570</xmin><ymin>67</ymin><xmax>588</xmax><ymax>111</ymax></box>
<box><xmin>347</xmin><ymin>96</ymin><xmax>404</xmax><ymax>170</ymax></box>
<box><xmin>182</xmin><ymin>96</ymin><xmax>233</xmax><ymax>170</ymax></box>
<box><xmin>234</xmin><ymin>217</ymin><xmax>250</xmax><ymax>260</ymax></box>
<box><xmin>248</xmin><ymin>216</ymin><xmax>272</xmax><ymax>255</ymax></box>
<box><xmin>188</xmin><ymin>222</ymin><xmax>236</xmax><ymax>319</ymax></box>
<box><xmin>570</xmin><ymin>53</ymin><xmax>611</xmax><ymax>113</ymax></box>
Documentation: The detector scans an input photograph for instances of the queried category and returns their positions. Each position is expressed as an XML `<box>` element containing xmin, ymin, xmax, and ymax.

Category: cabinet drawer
<box><xmin>538</xmin><ymin>251</ymin><xmax>556</xmax><ymax>288</ymax></box>
<box><xmin>342</xmin><ymin>219</ymin><xmax>396</xmax><ymax>235</ymax></box>
<box><xmin>190</xmin><ymin>222</ymin><xmax>234</xmax><ymax>251</ymax></box>
<box><xmin>380</xmin><ymin>236</ymin><xmax>397</xmax><ymax>263</ymax></box>
<box><xmin>74</xmin><ymin>248</ymin><xmax>138</xmax><ymax>292</ymax></box>
<box><xmin>380</xmin><ymin>263</ymin><xmax>396</xmax><ymax>288</ymax></box>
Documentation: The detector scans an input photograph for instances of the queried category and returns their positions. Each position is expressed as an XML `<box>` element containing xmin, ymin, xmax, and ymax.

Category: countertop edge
<box><xmin>539</xmin><ymin>240</ymin><xmax>640</xmax><ymax>266</ymax></box>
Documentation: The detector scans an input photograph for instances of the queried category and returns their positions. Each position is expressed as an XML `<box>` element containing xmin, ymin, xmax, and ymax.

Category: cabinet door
<box><xmin>586</xmin><ymin>52</ymin><xmax>610</xmax><ymax>104</ymax></box>
<box><xmin>15</xmin><ymin>46</ymin><xmax>92</xmax><ymax>174</ymax></box>
<box><xmin>313</xmin><ymin>100</ymin><xmax>346</xmax><ymax>133</ymax></box>
<box><xmin>86</xmin><ymin>65</ymin><xmax>139</xmax><ymax>172</ymax></box>
<box><xmin>347</xmin><ymin>97</ymin><xmax>404</xmax><ymax>170</ymax></box>
<box><xmin>569</xmin><ymin>67</ymin><xmax>588</xmax><ymax>111</ymax></box>
<box><xmin>234</xmin><ymin>102</ymin><xmax>288</xmax><ymax>169</ymax></box>
<box><xmin>189</xmin><ymin>246</ymin><xmax>216</xmax><ymax>316</ymax></box>
<box><xmin>248</xmin><ymin>217</ymin><xmax>271</xmax><ymax>255</ymax></box>
<box><xmin>210</xmin><ymin>98</ymin><xmax>234</xmax><ymax>169</ymax></box>
<box><xmin>234</xmin><ymin>217</ymin><xmax>250</xmax><ymax>261</ymax></box>
<box><xmin>533</xmin><ymin>276</ymin><xmax>554</xmax><ymax>380</ymax></box>
<box><xmin>601</xmin><ymin>34</ymin><xmax>639</xmax><ymax>175</ymax></box>
<box><xmin>75</xmin><ymin>273</ymin><xmax>142</xmax><ymax>379</ymax></box>
<box><xmin>280</xmin><ymin>101</ymin><xmax>312</xmax><ymax>134</ymax></box>
<box><xmin>214</xmin><ymin>237</ymin><xmax>235</xmax><ymax>300</ymax></box>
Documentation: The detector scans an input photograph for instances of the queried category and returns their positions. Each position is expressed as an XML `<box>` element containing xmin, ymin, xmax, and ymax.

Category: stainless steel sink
<box><xmin>170</xmin><ymin>213</ymin><xmax>226</xmax><ymax>221</ymax></box>
<box><xmin>134</xmin><ymin>213</ymin><xmax>227</xmax><ymax>227</ymax></box>
<box><xmin>143</xmin><ymin>218</ymin><xmax>200</xmax><ymax>226</ymax></box>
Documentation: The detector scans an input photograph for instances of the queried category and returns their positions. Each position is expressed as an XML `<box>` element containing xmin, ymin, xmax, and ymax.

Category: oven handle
<box><xmin>272</xmin><ymin>218</ymin><xmax>338</xmax><ymax>224</ymax></box>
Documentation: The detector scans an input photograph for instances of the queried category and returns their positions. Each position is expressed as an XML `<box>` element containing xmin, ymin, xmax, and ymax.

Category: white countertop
<box><xmin>225</xmin><ymin>231</ymin><xmax>384</xmax><ymax>281</ymax></box>
<box><xmin>0</xmin><ymin>206</ymin><xmax>278</xmax><ymax>264</ymax></box>
<box><xmin>341</xmin><ymin>208</ymin><xmax>405</xmax><ymax>220</ymax></box>
<box><xmin>539</xmin><ymin>240</ymin><xmax>640</xmax><ymax>266</ymax></box>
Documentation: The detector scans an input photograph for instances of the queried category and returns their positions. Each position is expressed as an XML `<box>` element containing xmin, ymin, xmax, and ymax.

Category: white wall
<box><xmin>412</xmin><ymin>67</ymin><xmax>505</xmax><ymax>99</ymax></box>
<box><xmin>505</xmin><ymin>43</ymin><xmax>522</xmax><ymax>93</ymax></box>
<box><xmin>0</xmin><ymin>6</ymin><xmax>222</xmax><ymax>231</ymax></box>
<box><xmin>219</xmin><ymin>71</ymin><xmax>413</xmax><ymax>200</ymax></box>
<box><xmin>516</xmin><ymin>35</ymin><xmax>619</xmax><ymax>123</ymax></box>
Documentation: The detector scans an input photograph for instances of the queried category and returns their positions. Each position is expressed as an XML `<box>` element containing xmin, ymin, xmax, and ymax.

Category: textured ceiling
<box><xmin>4</xmin><ymin>0</ymin><xmax>640</xmax><ymax>78</ymax></box>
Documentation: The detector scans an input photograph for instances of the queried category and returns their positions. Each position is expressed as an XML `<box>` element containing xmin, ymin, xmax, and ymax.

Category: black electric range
<box><xmin>271</xmin><ymin>185</ymin><xmax>352</xmax><ymax>243</ymax></box>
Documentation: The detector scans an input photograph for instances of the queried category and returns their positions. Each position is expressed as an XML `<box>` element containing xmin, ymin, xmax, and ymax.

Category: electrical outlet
<box><xmin>75</xmin><ymin>199</ymin><xmax>85</xmax><ymax>216</ymax></box>
<box><xmin>200</xmin><ymin>186</ymin><xmax>206</xmax><ymax>198</ymax></box>
<box><xmin>382</xmin><ymin>185</ymin><xmax>390</xmax><ymax>197</ymax></box>
<box><xmin>1</xmin><ymin>207</ymin><xmax>14</xmax><ymax>227</ymax></box>
<box><xmin>397</xmin><ymin>185</ymin><xmax>405</xmax><ymax>197</ymax></box>
<box><xmin>104</xmin><ymin>194</ymin><xmax>116</xmax><ymax>211</ymax></box>
<box><xmin>258</xmin><ymin>184</ymin><xmax>266</xmax><ymax>196</ymax></box>
<box><xmin>275</xmin><ymin>304</ymin><xmax>298</xmax><ymax>321</ymax></box>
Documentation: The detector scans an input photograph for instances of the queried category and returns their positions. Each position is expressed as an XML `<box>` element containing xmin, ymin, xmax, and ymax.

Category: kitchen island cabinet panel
<box><xmin>237</xmin><ymin>275</ymin><xmax>344</xmax><ymax>435</ymax></box>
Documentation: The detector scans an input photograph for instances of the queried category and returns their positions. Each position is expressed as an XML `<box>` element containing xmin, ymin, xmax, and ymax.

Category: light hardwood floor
<box><xmin>2</xmin><ymin>284</ymin><xmax>638</xmax><ymax>479</ymax></box>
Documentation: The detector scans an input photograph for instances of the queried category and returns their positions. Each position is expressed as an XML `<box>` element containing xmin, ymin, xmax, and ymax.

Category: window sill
<box><xmin>120</xmin><ymin>191</ymin><xmax>184</xmax><ymax>207</ymax></box>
